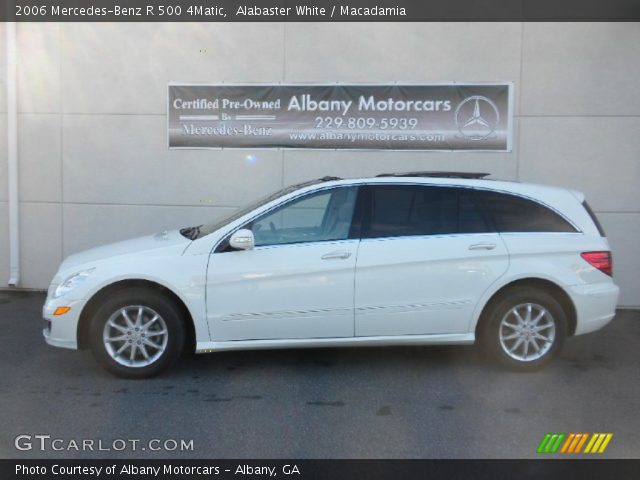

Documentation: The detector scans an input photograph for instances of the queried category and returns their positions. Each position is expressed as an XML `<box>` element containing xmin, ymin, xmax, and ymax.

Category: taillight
<box><xmin>581</xmin><ymin>251</ymin><xmax>612</xmax><ymax>276</ymax></box>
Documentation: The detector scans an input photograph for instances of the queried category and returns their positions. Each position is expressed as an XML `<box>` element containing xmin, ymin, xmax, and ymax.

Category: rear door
<box><xmin>354</xmin><ymin>184</ymin><xmax>509</xmax><ymax>336</ymax></box>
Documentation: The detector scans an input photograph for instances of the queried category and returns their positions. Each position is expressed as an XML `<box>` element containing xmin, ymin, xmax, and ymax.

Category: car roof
<box><xmin>375</xmin><ymin>171</ymin><xmax>491</xmax><ymax>179</ymax></box>
<box><xmin>304</xmin><ymin>172</ymin><xmax>577</xmax><ymax>199</ymax></box>
<box><xmin>289</xmin><ymin>173</ymin><xmax>593</xmax><ymax>234</ymax></box>
<box><xmin>294</xmin><ymin>173</ymin><xmax>584</xmax><ymax>214</ymax></box>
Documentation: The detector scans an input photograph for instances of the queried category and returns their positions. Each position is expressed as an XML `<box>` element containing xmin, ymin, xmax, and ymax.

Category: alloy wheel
<box><xmin>498</xmin><ymin>302</ymin><xmax>556</xmax><ymax>362</ymax></box>
<box><xmin>102</xmin><ymin>305</ymin><xmax>169</xmax><ymax>367</ymax></box>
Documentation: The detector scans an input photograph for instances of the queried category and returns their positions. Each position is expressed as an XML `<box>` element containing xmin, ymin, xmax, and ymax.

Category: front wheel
<box><xmin>481</xmin><ymin>287</ymin><xmax>567</xmax><ymax>371</ymax></box>
<box><xmin>88</xmin><ymin>288</ymin><xmax>185</xmax><ymax>378</ymax></box>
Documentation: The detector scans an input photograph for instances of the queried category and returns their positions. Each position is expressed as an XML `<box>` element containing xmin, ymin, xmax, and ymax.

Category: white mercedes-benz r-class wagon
<box><xmin>43</xmin><ymin>172</ymin><xmax>619</xmax><ymax>377</ymax></box>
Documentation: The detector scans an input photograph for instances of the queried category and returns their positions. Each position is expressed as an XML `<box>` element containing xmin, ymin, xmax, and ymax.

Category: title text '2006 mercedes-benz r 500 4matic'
<box><xmin>43</xmin><ymin>172</ymin><xmax>619</xmax><ymax>378</ymax></box>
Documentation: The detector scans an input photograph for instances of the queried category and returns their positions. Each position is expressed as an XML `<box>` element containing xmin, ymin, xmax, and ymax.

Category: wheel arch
<box><xmin>77</xmin><ymin>279</ymin><xmax>196</xmax><ymax>353</ymax></box>
<box><xmin>474</xmin><ymin>277</ymin><xmax>577</xmax><ymax>340</ymax></box>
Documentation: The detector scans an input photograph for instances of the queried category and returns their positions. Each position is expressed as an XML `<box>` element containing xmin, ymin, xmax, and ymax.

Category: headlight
<box><xmin>52</xmin><ymin>268</ymin><xmax>95</xmax><ymax>299</ymax></box>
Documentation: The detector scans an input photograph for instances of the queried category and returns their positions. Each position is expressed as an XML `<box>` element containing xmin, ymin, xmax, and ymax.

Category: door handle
<box><xmin>321</xmin><ymin>251</ymin><xmax>352</xmax><ymax>260</ymax></box>
<box><xmin>468</xmin><ymin>243</ymin><xmax>497</xmax><ymax>251</ymax></box>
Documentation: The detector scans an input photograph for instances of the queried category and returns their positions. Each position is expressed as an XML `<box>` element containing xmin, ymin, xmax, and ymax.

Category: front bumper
<box><xmin>42</xmin><ymin>296</ymin><xmax>82</xmax><ymax>350</ymax></box>
<box><xmin>570</xmin><ymin>282</ymin><xmax>620</xmax><ymax>336</ymax></box>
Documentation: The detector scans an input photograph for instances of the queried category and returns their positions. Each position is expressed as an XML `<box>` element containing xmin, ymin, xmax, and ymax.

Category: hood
<box><xmin>60</xmin><ymin>230</ymin><xmax>191</xmax><ymax>271</ymax></box>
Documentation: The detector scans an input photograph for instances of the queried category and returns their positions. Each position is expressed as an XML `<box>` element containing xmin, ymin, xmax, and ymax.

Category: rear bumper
<box><xmin>569</xmin><ymin>282</ymin><xmax>619</xmax><ymax>335</ymax></box>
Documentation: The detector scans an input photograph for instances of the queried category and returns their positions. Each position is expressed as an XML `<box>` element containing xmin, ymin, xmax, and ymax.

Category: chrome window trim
<box><xmin>361</xmin><ymin>182</ymin><xmax>582</xmax><ymax>239</ymax></box>
<box><xmin>211</xmin><ymin>180</ymin><xmax>582</xmax><ymax>254</ymax></box>
<box><xmin>252</xmin><ymin>238</ymin><xmax>359</xmax><ymax>252</ymax></box>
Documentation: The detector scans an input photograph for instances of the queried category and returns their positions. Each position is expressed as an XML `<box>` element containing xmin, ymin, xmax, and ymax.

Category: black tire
<box><xmin>480</xmin><ymin>287</ymin><xmax>567</xmax><ymax>371</ymax></box>
<box><xmin>88</xmin><ymin>287</ymin><xmax>185</xmax><ymax>378</ymax></box>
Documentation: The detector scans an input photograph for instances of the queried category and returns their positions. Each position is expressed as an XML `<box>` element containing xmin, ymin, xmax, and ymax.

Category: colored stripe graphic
<box><xmin>537</xmin><ymin>434</ymin><xmax>552</xmax><ymax>453</ymax></box>
<box><xmin>550</xmin><ymin>434</ymin><xmax>565</xmax><ymax>453</ymax></box>
<box><xmin>563</xmin><ymin>432</ymin><xmax>588</xmax><ymax>454</ymax></box>
<box><xmin>585</xmin><ymin>433</ymin><xmax>613</xmax><ymax>454</ymax></box>
<box><xmin>560</xmin><ymin>433</ymin><xmax>575</xmax><ymax>453</ymax></box>
<box><xmin>574</xmin><ymin>433</ymin><xmax>589</xmax><ymax>453</ymax></box>
<box><xmin>598</xmin><ymin>434</ymin><xmax>613</xmax><ymax>453</ymax></box>
<box><xmin>539</xmin><ymin>433</ymin><xmax>613</xmax><ymax>454</ymax></box>
<box><xmin>537</xmin><ymin>433</ymin><xmax>565</xmax><ymax>453</ymax></box>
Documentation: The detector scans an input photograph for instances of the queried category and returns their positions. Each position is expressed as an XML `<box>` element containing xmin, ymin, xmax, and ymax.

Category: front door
<box><xmin>206</xmin><ymin>186</ymin><xmax>360</xmax><ymax>341</ymax></box>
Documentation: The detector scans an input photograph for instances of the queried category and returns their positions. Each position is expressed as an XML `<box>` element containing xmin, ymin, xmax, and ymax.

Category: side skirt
<box><xmin>195</xmin><ymin>333</ymin><xmax>475</xmax><ymax>354</ymax></box>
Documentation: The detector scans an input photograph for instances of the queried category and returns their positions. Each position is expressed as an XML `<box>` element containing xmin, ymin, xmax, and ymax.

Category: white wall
<box><xmin>1</xmin><ymin>22</ymin><xmax>638</xmax><ymax>306</ymax></box>
<box><xmin>0</xmin><ymin>22</ymin><xmax>8</xmax><ymax>290</ymax></box>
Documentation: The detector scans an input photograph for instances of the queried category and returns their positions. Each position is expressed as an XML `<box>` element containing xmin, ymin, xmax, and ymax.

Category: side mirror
<box><xmin>229</xmin><ymin>229</ymin><xmax>255</xmax><ymax>250</ymax></box>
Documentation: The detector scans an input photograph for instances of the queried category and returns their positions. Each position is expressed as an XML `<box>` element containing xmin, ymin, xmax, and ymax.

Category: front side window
<box><xmin>182</xmin><ymin>179</ymin><xmax>330</xmax><ymax>240</ymax></box>
<box><xmin>249</xmin><ymin>187</ymin><xmax>359</xmax><ymax>247</ymax></box>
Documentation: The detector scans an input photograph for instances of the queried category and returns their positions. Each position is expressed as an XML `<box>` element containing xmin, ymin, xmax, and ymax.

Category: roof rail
<box><xmin>318</xmin><ymin>176</ymin><xmax>342</xmax><ymax>182</ymax></box>
<box><xmin>375</xmin><ymin>171</ymin><xmax>491</xmax><ymax>179</ymax></box>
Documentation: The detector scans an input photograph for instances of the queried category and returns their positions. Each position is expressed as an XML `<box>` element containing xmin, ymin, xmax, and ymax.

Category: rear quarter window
<box><xmin>473</xmin><ymin>190</ymin><xmax>578</xmax><ymax>233</ymax></box>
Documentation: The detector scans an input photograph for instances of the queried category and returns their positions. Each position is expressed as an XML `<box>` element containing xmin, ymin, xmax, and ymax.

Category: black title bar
<box><xmin>2</xmin><ymin>0</ymin><xmax>640</xmax><ymax>22</ymax></box>
<box><xmin>4</xmin><ymin>459</ymin><xmax>640</xmax><ymax>480</ymax></box>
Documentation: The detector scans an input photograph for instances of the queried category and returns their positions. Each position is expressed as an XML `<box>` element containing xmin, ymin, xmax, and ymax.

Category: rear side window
<box><xmin>582</xmin><ymin>201</ymin><xmax>606</xmax><ymax>236</ymax></box>
<box><xmin>363</xmin><ymin>185</ymin><xmax>490</xmax><ymax>238</ymax></box>
<box><xmin>473</xmin><ymin>190</ymin><xmax>577</xmax><ymax>233</ymax></box>
<box><xmin>459</xmin><ymin>190</ymin><xmax>491</xmax><ymax>233</ymax></box>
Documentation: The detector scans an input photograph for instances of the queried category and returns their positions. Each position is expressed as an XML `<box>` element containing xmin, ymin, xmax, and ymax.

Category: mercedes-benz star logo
<box><xmin>455</xmin><ymin>95</ymin><xmax>500</xmax><ymax>141</ymax></box>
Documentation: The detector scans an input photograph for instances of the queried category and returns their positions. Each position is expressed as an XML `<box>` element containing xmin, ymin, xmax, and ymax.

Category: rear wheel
<box><xmin>89</xmin><ymin>288</ymin><xmax>185</xmax><ymax>378</ymax></box>
<box><xmin>481</xmin><ymin>287</ymin><xmax>567</xmax><ymax>371</ymax></box>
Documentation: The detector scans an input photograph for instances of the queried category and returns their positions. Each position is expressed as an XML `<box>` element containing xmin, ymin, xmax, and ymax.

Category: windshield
<box><xmin>180</xmin><ymin>179</ymin><xmax>329</xmax><ymax>240</ymax></box>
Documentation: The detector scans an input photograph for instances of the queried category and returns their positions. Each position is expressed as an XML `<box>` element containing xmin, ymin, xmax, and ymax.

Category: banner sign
<box><xmin>168</xmin><ymin>83</ymin><xmax>513</xmax><ymax>151</ymax></box>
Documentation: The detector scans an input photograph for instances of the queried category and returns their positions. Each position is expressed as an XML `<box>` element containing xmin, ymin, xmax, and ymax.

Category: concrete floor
<box><xmin>0</xmin><ymin>291</ymin><xmax>638</xmax><ymax>459</ymax></box>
